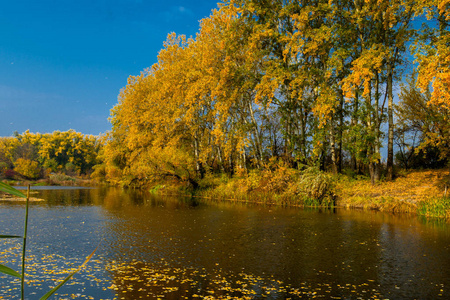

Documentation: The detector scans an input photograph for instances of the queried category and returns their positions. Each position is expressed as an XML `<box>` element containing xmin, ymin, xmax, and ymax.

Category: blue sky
<box><xmin>0</xmin><ymin>0</ymin><xmax>220</xmax><ymax>136</ymax></box>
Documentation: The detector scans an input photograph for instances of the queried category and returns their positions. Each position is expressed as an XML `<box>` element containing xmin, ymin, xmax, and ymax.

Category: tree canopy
<box><xmin>102</xmin><ymin>0</ymin><xmax>449</xmax><ymax>187</ymax></box>
<box><xmin>0</xmin><ymin>130</ymin><xmax>101</xmax><ymax>180</ymax></box>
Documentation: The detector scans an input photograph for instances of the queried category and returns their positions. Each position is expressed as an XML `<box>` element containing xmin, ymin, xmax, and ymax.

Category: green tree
<box><xmin>397</xmin><ymin>72</ymin><xmax>450</xmax><ymax>168</ymax></box>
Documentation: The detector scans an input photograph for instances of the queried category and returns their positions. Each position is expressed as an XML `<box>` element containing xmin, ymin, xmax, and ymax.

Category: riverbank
<box><xmin>151</xmin><ymin>168</ymin><xmax>450</xmax><ymax>220</ymax></box>
<box><xmin>4</xmin><ymin>167</ymin><xmax>448</xmax><ymax>219</ymax></box>
<box><xmin>335</xmin><ymin>169</ymin><xmax>450</xmax><ymax>218</ymax></box>
<box><xmin>0</xmin><ymin>195</ymin><xmax>44</xmax><ymax>202</ymax></box>
<box><xmin>2</xmin><ymin>173</ymin><xmax>97</xmax><ymax>188</ymax></box>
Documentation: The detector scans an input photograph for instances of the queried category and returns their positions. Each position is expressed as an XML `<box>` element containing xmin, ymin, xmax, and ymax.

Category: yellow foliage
<box><xmin>0</xmin><ymin>130</ymin><xmax>101</xmax><ymax>179</ymax></box>
<box><xmin>342</xmin><ymin>45</ymin><xmax>387</xmax><ymax>100</ymax></box>
<box><xmin>14</xmin><ymin>158</ymin><xmax>40</xmax><ymax>179</ymax></box>
<box><xmin>103</xmin><ymin>0</ymin><xmax>449</xmax><ymax>188</ymax></box>
<box><xmin>336</xmin><ymin>169</ymin><xmax>449</xmax><ymax>210</ymax></box>
<box><xmin>416</xmin><ymin>41</ymin><xmax>450</xmax><ymax>111</ymax></box>
<box><xmin>104</xmin><ymin>2</ymin><xmax>270</xmax><ymax>186</ymax></box>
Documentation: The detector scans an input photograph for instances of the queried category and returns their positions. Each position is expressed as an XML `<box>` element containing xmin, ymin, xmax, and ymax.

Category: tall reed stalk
<box><xmin>21</xmin><ymin>185</ymin><xmax>30</xmax><ymax>299</ymax></box>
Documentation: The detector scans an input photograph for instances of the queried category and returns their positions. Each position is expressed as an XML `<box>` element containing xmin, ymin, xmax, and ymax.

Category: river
<box><xmin>1</xmin><ymin>186</ymin><xmax>449</xmax><ymax>299</ymax></box>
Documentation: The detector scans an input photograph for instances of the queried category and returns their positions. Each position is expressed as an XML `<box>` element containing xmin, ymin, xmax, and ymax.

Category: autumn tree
<box><xmin>0</xmin><ymin>130</ymin><xmax>101</xmax><ymax>179</ymax></box>
<box><xmin>104</xmin><ymin>3</ymin><xmax>272</xmax><ymax>186</ymax></box>
<box><xmin>397</xmin><ymin>72</ymin><xmax>449</xmax><ymax>169</ymax></box>
<box><xmin>413</xmin><ymin>0</ymin><xmax>450</xmax><ymax>166</ymax></box>
<box><xmin>103</xmin><ymin>0</ymin><xmax>446</xmax><ymax>188</ymax></box>
<box><xmin>340</xmin><ymin>0</ymin><xmax>417</xmax><ymax>182</ymax></box>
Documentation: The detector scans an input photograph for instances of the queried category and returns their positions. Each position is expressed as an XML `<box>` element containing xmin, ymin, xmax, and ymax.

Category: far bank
<box><xmin>148</xmin><ymin>167</ymin><xmax>450</xmax><ymax>220</ymax></box>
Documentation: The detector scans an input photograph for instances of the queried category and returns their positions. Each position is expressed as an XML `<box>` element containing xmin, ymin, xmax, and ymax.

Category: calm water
<box><xmin>1</xmin><ymin>187</ymin><xmax>450</xmax><ymax>299</ymax></box>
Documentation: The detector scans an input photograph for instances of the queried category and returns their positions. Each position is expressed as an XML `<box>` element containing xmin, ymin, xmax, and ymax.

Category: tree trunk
<box><xmin>387</xmin><ymin>62</ymin><xmax>394</xmax><ymax>181</ymax></box>
<box><xmin>329</xmin><ymin>121</ymin><xmax>338</xmax><ymax>175</ymax></box>
<box><xmin>193</xmin><ymin>135</ymin><xmax>204</xmax><ymax>179</ymax></box>
<box><xmin>241</xmin><ymin>150</ymin><xmax>247</xmax><ymax>172</ymax></box>
<box><xmin>351</xmin><ymin>91</ymin><xmax>359</xmax><ymax>172</ymax></box>
<box><xmin>369</xmin><ymin>163</ymin><xmax>375</xmax><ymax>185</ymax></box>
<box><xmin>338</xmin><ymin>89</ymin><xmax>344</xmax><ymax>173</ymax></box>
<box><xmin>374</xmin><ymin>70</ymin><xmax>381</xmax><ymax>182</ymax></box>
<box><xmin>248</xmin><ymin>101</ymin><xmax>263</xmax><ymax>167</ymax></box>
<box><xmin>219</xmin><ymin>147</ymin><xmax>225</xmax><ymax>173</ymax></box>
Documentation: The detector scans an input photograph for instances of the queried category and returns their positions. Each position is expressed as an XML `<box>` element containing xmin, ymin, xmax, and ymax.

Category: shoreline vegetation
<box><xmin>2</xmin><ymin>168</ymin><xmax>449</xmax><ymax>221</ymax></box>
<box><xmin>145</xmin><ymin>167</ymin><xmax>450</xmax><ymax>220</ymax></box>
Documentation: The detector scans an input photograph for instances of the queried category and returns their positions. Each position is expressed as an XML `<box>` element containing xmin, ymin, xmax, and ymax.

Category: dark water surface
<box><xmin>1</xmin><ymin>187</ymin><xmax>450</xmax><ymax>299</ymax></box>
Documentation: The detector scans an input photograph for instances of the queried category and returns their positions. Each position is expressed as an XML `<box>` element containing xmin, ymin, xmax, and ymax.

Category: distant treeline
<box><xmin>98</xmin><ymin>0</ymin><xmax>449</xmax><ymax>187</ymax></box>
<box><xmin>0</xmin><ymin>130</ymin><xmax>101</xmax><ymax>180</ymax></box>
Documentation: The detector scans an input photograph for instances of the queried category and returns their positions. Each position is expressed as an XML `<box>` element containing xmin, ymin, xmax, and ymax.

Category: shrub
<box><xmin>0</xmin><ymin>162</ymin><xmax>8</xmax><ymax>174</ymax></box>
<box><xmin>90</xmin><ymin>163</ymin><xmax>107</xmax><ymax>182</ymax></box>
<box><xmin>4</xmin><ymin>169</ymin><xmax>16</xmax><ymax>179</ymax></box>
<box><xmin>49</xmin><ymin>173</ymin><xmax>76</xmax><ymax>183</ymax></box>
<box><xmin>244</xmin><ymin>169</ymin><xmax>262</xmax><ymax>192</ymax></box>
<box><xmin>43</xmin><ymin>158</ymin><xmax>59</xmax><ymax>173</ymax></box>
<box><xmin>65</xmin><ymin>162</ymin><xmax>77</xmax><ymax>175</ymax></box>
<box><xmin>149</xmin><ymin>184</ymin><xmax>165</xmax><ymax>194</ymax></box>
<box><xmin>260</xmin><ymin>161</ymin><xmax>297</xmax><ymax>194</ymax></box>
<box><xmin>296</xmin><ymin>167</ymin><xmax>335</xmax><ymax>206</ymax></box>
<box><xmin>14</xmin><ymin>158</ymin><xmax>41</xmax><ymax>179</ymax></box>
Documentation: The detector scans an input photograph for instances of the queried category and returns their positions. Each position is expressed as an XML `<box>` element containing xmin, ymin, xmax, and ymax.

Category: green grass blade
<box><xmin>39</xmin><ymin>244</ymin><xmax>99</xmax><ymax>300</ymax></box>
<box><xmin>39</xmin><ymin>272</ymin><xmax>77</xmax><ymax>300</ymax></box>
<box><xmin>0</xmin><ymin>182</ymin><xmax>26</xmax><ymax>198</ymax></box>
<box><xmin>0</xmin><ymin>235</ymin><xmax>22</xmax><ymax>238</ymax></box>
<box><xmin>21</xmin><ymin>186</ymin><xmax>31</xmax><ymax>300</ymax></box>
<box><xmin>0</xmin><ymin>263</ymin><xmax>21</xmax><ymax>278</ymax></box>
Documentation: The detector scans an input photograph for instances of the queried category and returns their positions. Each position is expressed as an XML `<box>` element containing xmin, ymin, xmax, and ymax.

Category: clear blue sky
<box><xmin>0</xmin><ymin>0</ymin><xmax>220</xmax><ymax>137</ymax></box>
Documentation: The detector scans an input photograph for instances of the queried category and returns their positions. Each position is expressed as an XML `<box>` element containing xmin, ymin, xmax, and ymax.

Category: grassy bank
<box><xmin>151</xmin><ymin>167</ymin><xmax>450</xmax><ymax>220</ymax></box>
<box><xmin>194</xmin><ymin>166</ymin><xmax>335</xmax><ymax>207</ymax></box>
<box><xmin>335</xmin><ymin>169</ymin><xmax>450</xmax><ymax>218</ymax></box>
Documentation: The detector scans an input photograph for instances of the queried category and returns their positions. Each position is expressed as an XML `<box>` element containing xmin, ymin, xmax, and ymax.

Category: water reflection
<box><xmin>0</xmin><ymin>187</ymin><xmax>449</xmax><ymax>299</ymax></box>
